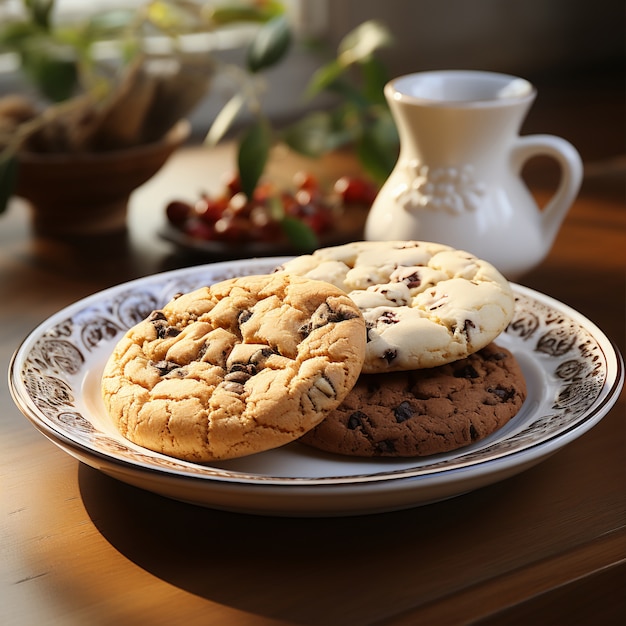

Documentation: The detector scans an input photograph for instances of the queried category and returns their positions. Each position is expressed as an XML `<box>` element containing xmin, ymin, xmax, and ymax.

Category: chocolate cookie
<box><xmin>101</xmin><ymin>273</ymin><xmax>366</xmax><ymax>461</ymax></box>
<box><xmin>276</xmin><ymin>240</ymin><xmax>515</xmax><ymax>373</ymax></box>
<box><xmin>298</xmin><ymin>343</ymin><xmax>526</xmax><ymax>457</ymax></box>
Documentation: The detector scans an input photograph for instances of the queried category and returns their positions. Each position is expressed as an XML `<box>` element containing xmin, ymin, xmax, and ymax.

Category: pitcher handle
<box><xmin>511</xmin><ymin>134</ymin><xmax>583</xmax><ymax>245</ymax></box>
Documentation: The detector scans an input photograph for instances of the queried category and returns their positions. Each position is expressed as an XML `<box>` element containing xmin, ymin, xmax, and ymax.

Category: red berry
<box><xmin>249</xmin><ymin>205</ymin><xmax>272</xmax><ymax>227</ymax></box>
<box><xmin>166</xmin><ymin>200</ymin><xmax>192</xmax><ymax>226</ymax></box>
<box><xmin>305</xmin><ymin>206</ymin><xmax>334</xmax><ymax>234</ymax></box>
<box><xmin>222</xmin><ymin>171</ymin><xmax>242</xmax><ymax>196</ymax></box>
<box><xmin>250</xmin><ymin>206</ymin><xmax>282</xmax><ymax>241</ymax></box>
<box><xmin>194</xmin><ymin>196</ymin><xmax>228</xmax><ymax>224</ymax></box>
<box><xmin>183</xmin><ymin>218</ymin><xmax>216</xmax><ymax>241</ymax></box>
<box><xmin>253</xmin><ymin>181</ymin><xmax>276</xmax><ymax>203</ymax></box>
<box><xmin>334</xmin><ymin>176</ymin><xmax>378</xmax><ymax>205</ymax></box>
<box><xmin>227</xmin><ymin>192</ymin><xmax>252</xmax><ymax>217</ymax></box>
<box><xmin>214</xmin><ymin>214</ymin><xmax>250</xmax><ymax>241</ymax></box>
<box><xmin>281</xmin><ymin>191</ymin><xmax>300</xmax><ymax>217</ymax></box>
<box><xmin>293</xmin><ymin>171</ymin><xmax>318</xmax><ymax>192</ymax></box>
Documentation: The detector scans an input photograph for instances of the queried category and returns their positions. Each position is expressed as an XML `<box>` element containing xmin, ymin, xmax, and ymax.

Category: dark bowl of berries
<box><xmin>160</xmin><ymin>171</ymin><xmax>378</xmax><ymax>258</ymax></box>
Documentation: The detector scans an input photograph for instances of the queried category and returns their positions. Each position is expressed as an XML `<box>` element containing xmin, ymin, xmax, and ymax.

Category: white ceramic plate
<box><xmin>9</xmin><ymin>258</ymin><xmax>624</xmax><ymax>517</ymax></box>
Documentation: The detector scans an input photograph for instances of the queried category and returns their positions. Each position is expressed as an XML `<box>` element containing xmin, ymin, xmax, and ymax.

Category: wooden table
<box><xmin>1</xmin><ymin>133</ymin><xmax>625</xmax><ymax>624</ymax></box>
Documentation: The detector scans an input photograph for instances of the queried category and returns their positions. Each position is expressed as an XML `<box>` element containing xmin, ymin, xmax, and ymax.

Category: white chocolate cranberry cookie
<box><xmin>101</xmin><ymin>273</ymin><xmax>366</xmax><ymax>461</ymax></box>
<box><xmin>276</xmin><ymin>241</ymin><xmax>515</xmax><ymax>373</ymax></box>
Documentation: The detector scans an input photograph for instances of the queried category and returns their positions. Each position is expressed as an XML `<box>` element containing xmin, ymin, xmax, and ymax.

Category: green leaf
<box><xmin>323</xmin><ymin>78</ymin><xmax>370</xmax><ymax>110</ymax></box>
<box><xmin>305</xmin><ymin>23</ymin><xmax>391</xmax><ymax>100</ymax></box>
<box><xmin>208</xmin><ymin>2</ymin><xmax>285</xmax><ymax>25</ymax></box>
<box><xmin>267</xmin><ymin>195</ymin><xmax>285</xmax><ymax>221</ymax></box>
<box><xmin>281</xmin><ymin>111</ymin><xmax>333</xmax><ymax>157</ymax></box>
<box><xmin>0</xmin><ymin>21</ymin><xmax>43</xmax><ymax>48</ymax></box>
<box><xmin>204</xmin><ymin>92</ymin><xmax>246</xmax><ymax>147</ymax></box>
<box><xmin>280</xmin><ymin>216</ymin><xmax>318</xmax><ymax>251</ymax></box>
<box><xmin>28</xmin><ymin>57</ymin><xmax>78</xmax><ymax>102</ymax></box>
<box><xmin>267</xmin><ymin>197</ymin><xmax>317</xmax><ymax>250</ymax></box>
<box><xmin>246</xmin><ymin>15</ymin><xmax>291</xmax><ymax>73</ymax></box>
<box><xmin>20</xmin><ymin>40</ymin><xmax>78</xmax><ymax>102</ymax></box>
<box><xmin>361</xmin><ymin>56</ymin><xmax>390</xmax><ymax>105</ymax></box>
<box><xmin>282</xmin><ymin>110</ymin><xmax>357</xmax><ymax>157</ymax></box>
<box><xmin>337</xmin><ymin>20</ymin><xmax>393</xmax><ymax>67</ymax></box>
<box><xmin>305</xmin><ymin>59</ymin><xmax>345</xmax><ymax>97</ymax></box>
<box><xmin>355</xmin><ymin>118</ymin><xmax>399</xmax><ymax>185</ymax></box>
<box><xmin>25</xmin><ymin>0</ymin><xmax>55</xmax><ymax>30</ymax></box>
<box><xmin>0</xmin><ymin>153</ymin><xmax>18</xmax><ymax>216</ymax></box>
<box><xmin>237</xmin><ymin>118</ymin><xmax>271</xmax><ymax>199</ymax></box>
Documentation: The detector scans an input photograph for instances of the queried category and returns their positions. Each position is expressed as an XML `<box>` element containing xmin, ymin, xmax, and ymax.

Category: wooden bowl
<box><xmin>15</xmin><ymin>119</ymin><xmax>190</xmax><ymax>237</ymax></box>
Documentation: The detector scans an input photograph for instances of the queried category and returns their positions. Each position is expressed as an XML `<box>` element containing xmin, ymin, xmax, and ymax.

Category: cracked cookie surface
<box><xmin>276</xmin><ymin>240</ymin><xmax>515</xmax><ymax>373</ymax></box>
<box><xmin>299</xmin><ymin>343</ymin><xmax>526</xmax><ymax>457</ymax></box>
<box><xmin>101</xmin><ymin>273</ymin><xmax>366</xmax><ymax>461</ymax></box>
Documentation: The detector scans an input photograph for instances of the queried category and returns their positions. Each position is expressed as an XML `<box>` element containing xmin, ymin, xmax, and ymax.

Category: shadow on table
<box><xmin>78</xmin><ymin>463</ymin><xmax>522</xmax><ymax>625</ymax></box>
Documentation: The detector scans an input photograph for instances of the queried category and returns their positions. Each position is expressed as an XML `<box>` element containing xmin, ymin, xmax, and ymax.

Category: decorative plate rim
<box><xmin>8</xmin><ymin>257</ymin><xmax>624</xmax><ymax>490</ymax></box>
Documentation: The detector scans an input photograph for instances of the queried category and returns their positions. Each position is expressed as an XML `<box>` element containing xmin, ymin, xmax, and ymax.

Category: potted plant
<box><xmin>0</xmin><ymin>0</ymin><xmax>284</xmax><ymax>235</ymax></box>
<box><xmin>0</xmin><ymin>1</ymin><xmax>399</xmax><ymax>246</ymax></box>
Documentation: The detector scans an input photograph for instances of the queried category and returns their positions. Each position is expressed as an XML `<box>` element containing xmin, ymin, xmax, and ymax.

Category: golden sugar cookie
<box><xmin>101</xmin><ymin>273</ymin><xmax>366</xmax><ymax>461</ymax></box>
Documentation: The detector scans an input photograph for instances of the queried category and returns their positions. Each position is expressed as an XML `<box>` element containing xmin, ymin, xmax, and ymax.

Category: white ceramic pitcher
<box><xmin>364</xmin><ymin>70</ymin><xmax>583</xmax><ymax>279</ymax></box>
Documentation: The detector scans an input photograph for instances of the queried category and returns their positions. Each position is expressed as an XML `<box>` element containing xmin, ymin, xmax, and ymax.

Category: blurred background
<box><xmin>0</xmin><ymin>0</ymin><xmax>626</xmax><ymax>202</ymax></box>
<box><xmin>326</xmin><ymin>0</ymin><xmax>624</xmax><ymax>76</ymax></box>
<box><xmin>321</xmin><ymin>0</ymin><xmax>625</xmax><ymax>166</ymax></box>
<box><xmin>1</xmin><ymin>0</ymin><xmax>623</xmax><ymax>166</ymax></box>
<box><xmin>200</xmin><ymin>0</ymin><xmax>625</xmax><ymax>165</ymax></box>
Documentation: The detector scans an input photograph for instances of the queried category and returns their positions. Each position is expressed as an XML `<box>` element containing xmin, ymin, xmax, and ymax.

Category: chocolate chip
<box><xmin>238</xmin><ymin>310</ymin><xmax>253</xmax><ymax>325</ymax></box>
<box><xmin>404</xmin><ymin>272</ymin><xmax>421</xmax><ymax>289</ymax></box>
<box><xmin>347</xmin><ymin>411</ymin><xmax>367</xmax><ymax>430</ymax></box>
<box><xmin>470</xmin><ymin>424</ymin><xmax>479</xmax><ymax>440</ymax></box>
<box><xmin>489</xmin><ymin>386</ymin><xmax>515</xmax><ymax>402</ymax></box>
<box><xmin>375</xmin><ymin>439</ymin><xmax>396</xmax><ymax>454</ymax></box>
<box><xmin>148</xmin><ymin>311</ymin><xmax>173</xmax><ymax>339</ymax></box>
<box><xmin>250</xmin><ymin>347</ymin><xmax>274</xmax><ymax>365</ymax></box>
<box><xmin>150</xmin><ymin>360</ymin><xmax>180</xmax><ymax>376</ymax></box>
<box><xmin>463</xmin><ymin>319</ymin><xmax>476</xmax><ymax>337</ymax></box>
<box><xmin>222</xmin><ymin>381</ymin><xmax>245</xmax><ymax>394</ymax></box>
<box><xmin>454</xmin><ymin>364</ymin><xmax>479</xmax><ymax>379</ymax></box>
<box><xmin>225</xmin><ymin>370</ymin><xmax>251</xmax><ymax>384</ymax></box>
<box><xmin>148</xmin><ymin>310</ymin><xmax>167</xmax><ymax>322</ymax></box>
<box><xmin>164</xmin><ymin>326</ymin><xmax>181</xmax><ymax>338</ymax></box>
<box><xmin>307</xmin><ymin>301</ymin><xmax>358</xmax><ymax>333</ymax></box>
<box><xmin>379</xmin><ymin>311</ymin><xmax>399</xmax><ymax>325</ymax></box>
<box><xmin>229</xmin><ymin>362</ymin><xmax>257</xmax><ymax>376</ymax></box>
<box><xmin>382</xmin><ymin>349</ymin><xmax>398</xmax><ymax>363</ymax></box>
<box><xmin>394</xmin><ymin>401</ymin><xmax>413</xmax><ymax>423</ymax></box>
<box><xmin>397</xmin><ymin>242</ymin><xmax>420</xmax><ymax>250</ymax></box>
<box><xmin>229</xmin><ymin>347</ymin><xmax>275</xmax><ymax>376</ymax></box>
